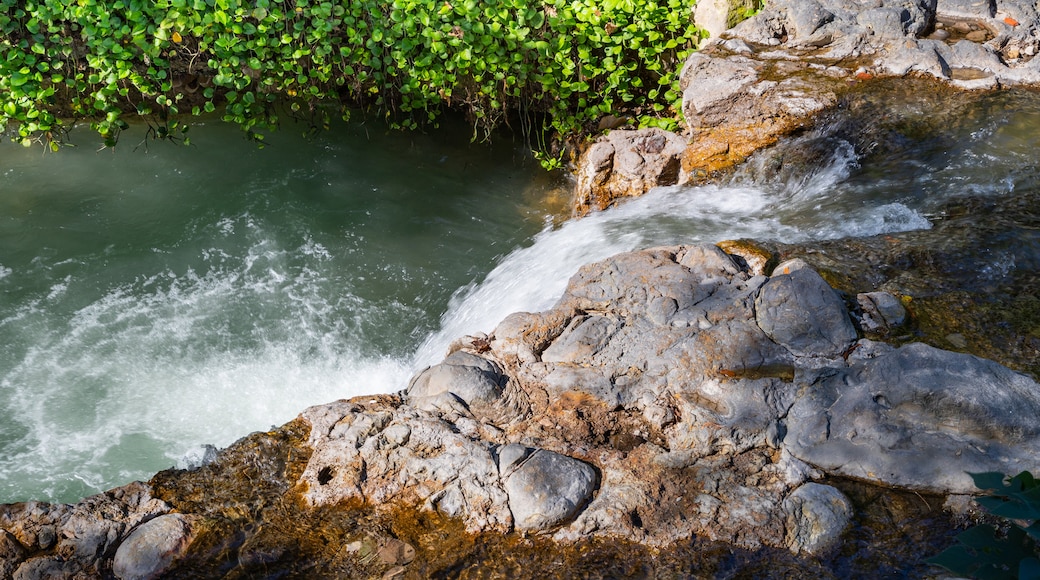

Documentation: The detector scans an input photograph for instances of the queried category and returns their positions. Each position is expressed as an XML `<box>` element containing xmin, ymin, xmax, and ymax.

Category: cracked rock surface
<box><xmin>3</xmin><ymin>242</ymin><xmax>1038</xmax><ymax>577</ymax></box>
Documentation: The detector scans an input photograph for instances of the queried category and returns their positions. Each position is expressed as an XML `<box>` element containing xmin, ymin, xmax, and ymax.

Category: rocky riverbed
<box><xmin>0</xmin><ymin>240</ymin><xmax>1022</xmax><ymax>579</ymax></box>
<box><xmin>576</xmin><ymin>0</ymin><xmax>1040</xmax><ymax>213</ymax></box>
<box><xmin>4</xmin><ymin>233</ymin><xmax>1038</xmax><ymax>578</ymax></box>
<box><xmin>5</xmin><ymin>1</ymin><xmax>1040</xmax><ymax>578</ymax></box>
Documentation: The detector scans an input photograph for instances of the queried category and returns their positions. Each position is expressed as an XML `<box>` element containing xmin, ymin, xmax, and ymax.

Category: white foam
<box><xmin>415</xmin><ymin>145</ymin><xmax>931</xmax><ymax>365</ymax></box>
<box><xmin>0</xmin><ymin>217</ymin><xmax>414</xmax><ymax>502</ymax></box>
<box><xmin>0</xmin><ymin>122</ymin><xmax>946</xmax><ymax>504</ymax></box>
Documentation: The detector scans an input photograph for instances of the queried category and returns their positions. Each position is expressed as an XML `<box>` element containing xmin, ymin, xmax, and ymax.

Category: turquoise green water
<box><xmin>3</xmin><ymin>89</ymin><xmax>1040</xmax><ymax>505</ymax></box>
<box><xmin>0</xmin><ymin>117</ymin><xmax>558</xmax><ymax>502</ymax></box>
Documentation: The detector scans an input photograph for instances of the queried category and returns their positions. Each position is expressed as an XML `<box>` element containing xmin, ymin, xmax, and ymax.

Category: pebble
<box><xmin>965</xmin><ymin>30</ymin><xmax>989</xmax><ymax>42</ymax></box>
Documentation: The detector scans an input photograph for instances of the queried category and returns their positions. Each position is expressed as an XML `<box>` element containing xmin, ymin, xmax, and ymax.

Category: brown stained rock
<box><xmin>682</xmin><ymin>122</ymin><xmax>797</xmax><ymax>180</ymax></box>
<box><xmin>716</xmin><ymin>240</ymin><xmax>778</xmax><ymax>277</ymax></box>
<box><xmin>490</xmin><ymin>309</ymin><xmax>575</xmax><ymax>367</ymax></box>
<box><xmin>570</xmin><ymin>0</ymin><xmax>1040</xmax><ymax>215</ymax></box>
<box><xmin>678</xmin><ymin>51</ymin><xmax>842</xmax><ymax>183</ymax></box>
<box><xmin>572</xmin><ymin>128</ymin><xmax>688</xmax><ymax>216</ymax></box>
<box><xmin>0</xmin><ymin>530</ymin><xmax>26</xmax><ymax>578</ymax></box>
<box><xmin>375</xmin><ymin>538</ymin><xmax>416</xmax><ymax>566</ymax></box>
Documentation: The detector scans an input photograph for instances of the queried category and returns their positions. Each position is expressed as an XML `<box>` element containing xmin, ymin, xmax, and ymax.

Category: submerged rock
<box><xmin>783</xmin><ymin>483</ymin><xmax>854</xmax><ymax>555</ymax></box>
<box><xmin>856</xmin><ymin>291</ymin><xmax>908</xmax><ymax>335</ymax></box>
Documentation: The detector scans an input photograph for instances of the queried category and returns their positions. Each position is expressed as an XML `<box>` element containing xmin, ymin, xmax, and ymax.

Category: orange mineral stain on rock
<box><xmin>680</xmin><ymin>122</ymin><xmax>790</xmax><ymax>182</ymax></box>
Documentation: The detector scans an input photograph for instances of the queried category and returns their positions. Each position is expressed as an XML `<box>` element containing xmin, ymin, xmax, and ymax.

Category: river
<box><xmin>1</xmin><ymin>88</ymin><xmax>1037</xmax><ymax>504</ymax></box>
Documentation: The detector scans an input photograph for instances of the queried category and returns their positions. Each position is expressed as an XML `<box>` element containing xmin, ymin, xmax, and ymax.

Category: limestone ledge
<box><xmin>4</xmin><ymin>242</ymin><xmax>1038</xmax><ymax>578</ymax></box>
<box><xmin>574</xmin><ymin>0</ymin><xmax>1040</xmax><ymax>214</ymax></box>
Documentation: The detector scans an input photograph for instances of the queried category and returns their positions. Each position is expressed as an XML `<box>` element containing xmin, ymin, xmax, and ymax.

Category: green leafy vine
<box><xmin>0</xmin><ymin>0</ymin><xmax>705</xmax><ymax>164</ymax></box>
<box><xmin>929</xmin><ymin>471</ymin><xmax>1040</xmax><ymax>580</ymax></box>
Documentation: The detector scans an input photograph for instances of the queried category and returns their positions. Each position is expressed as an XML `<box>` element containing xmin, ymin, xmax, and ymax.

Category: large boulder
<box><xmin>786</xmin><ymin>341</ymin><xmax>1040</xmax><ymax>493</ymax></box>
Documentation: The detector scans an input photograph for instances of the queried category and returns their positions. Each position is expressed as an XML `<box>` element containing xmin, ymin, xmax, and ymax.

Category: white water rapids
<box><xmin>7</xmin><ymin>94</ymin><xmax>1036</xmax><ymax>504</ymax></box>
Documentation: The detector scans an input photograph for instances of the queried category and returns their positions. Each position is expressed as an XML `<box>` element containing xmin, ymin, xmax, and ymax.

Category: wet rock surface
<box><xmin>574</xmin><ymin>0</ymin><xmax>1040</xmax><ymax>213</ymax></box>
<box><xmin>2</xmin><ymin>237</ymin><xmax>1033</xmax><ymax>577</ymax></box>
<box><xmin>783</xmin><ymin>482</ymin><xmax>854</xmax><ymax>556</ymax></box>
<box><xmin>774</xmin><ymin>186</ymin><xmax>1040</xmax><ymax>379</ymax></box>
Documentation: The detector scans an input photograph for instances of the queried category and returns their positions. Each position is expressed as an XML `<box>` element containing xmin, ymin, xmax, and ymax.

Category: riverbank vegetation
<box><xmin>929</xmin><ymin>471</ymin><xmax>1040</xmax><ymax>579</ymax></box>
<box><xmin>0</xmin><ymin>0</ymin><xmax>704</xmax><ymax>164</ymax></box>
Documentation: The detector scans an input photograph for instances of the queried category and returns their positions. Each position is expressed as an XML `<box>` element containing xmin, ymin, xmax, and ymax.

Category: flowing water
<box><xmin>2</xmin><ymin>89</ymin><xmax>1039</xmax><ymax>505</ymax></box>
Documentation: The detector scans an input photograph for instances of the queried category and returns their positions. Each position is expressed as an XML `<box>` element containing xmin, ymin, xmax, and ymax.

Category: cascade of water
<box><xmin>415</xmin><ymin>139</ymin><xmax>930</xmax><ymax>365</ymax></box>
<box><xmin>4</xmin><ymin>89</ymin><xmax>1039</xmax><ymax>504</ymax></box>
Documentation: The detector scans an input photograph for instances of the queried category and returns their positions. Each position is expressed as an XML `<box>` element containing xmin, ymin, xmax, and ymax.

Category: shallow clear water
<box><xmin>2</xmin><ymin>90</ymin><xmax>1039</xmax><ymax>504</ymax></box>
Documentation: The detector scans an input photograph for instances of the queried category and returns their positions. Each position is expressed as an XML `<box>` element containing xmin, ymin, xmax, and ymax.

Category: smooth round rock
<box><xmin>406</xmin><ymin>351</ymin><xmax>504</xmax><ymax>412</ymax></box>
<box><xmin>755</xmin><ymin>265</ymin><xmax>857</xmax><ymax>357</ymax></box>
<box><xmin>783</xmin><ymin>483</ymin><xmax>853</xmax><ymax>555</ymax></box>
<box><xmin>504</xmin><ymin>450</ymin><xmax>597</xmax><ymax>531</ymax></box>
<box><xmin>113</xmin><ymin>514</ymin><xmax>195</xmax><ymax>580</ymax></box>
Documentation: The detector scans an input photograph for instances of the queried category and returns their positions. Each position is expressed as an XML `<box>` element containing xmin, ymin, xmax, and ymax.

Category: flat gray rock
<box><xmin>755</xmin><ymin>267</ymin><xmax>857</xmax><ymax>358</ymax></box>
<box><xmin>786</xmin><ymin>342</ymin><xmax>1040</xmax><ymax>493</ymax></box>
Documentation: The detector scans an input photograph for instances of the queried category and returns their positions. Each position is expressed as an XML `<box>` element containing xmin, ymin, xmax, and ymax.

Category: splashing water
<box><xmin>4</xmin><ymin>90</ymin><xmax>1040</xmax><ymax>504</ymax></box>
<box><xmin>415</xmin><ymin>137</ymin><xmax>929</xmax><ymax>364</ymax></box>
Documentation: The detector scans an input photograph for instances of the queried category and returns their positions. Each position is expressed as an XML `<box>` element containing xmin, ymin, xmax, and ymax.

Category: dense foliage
<box><xmin>929</xmin><ymin>472</ymin><xmax>1040</xmax><ymax>580</ymax></box>
<box><xmin>0</xmin><ymin>0</ymin><xmax>704</xmax><ymax>161</ymax></box>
